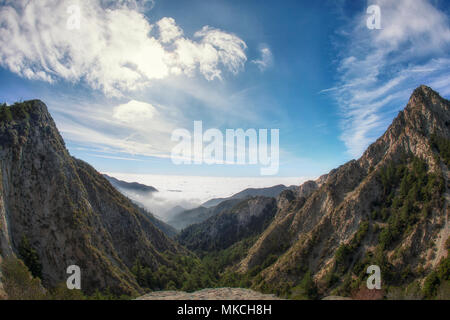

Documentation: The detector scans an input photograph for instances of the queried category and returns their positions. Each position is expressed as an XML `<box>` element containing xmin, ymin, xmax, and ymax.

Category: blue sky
<box><xmin>0</xmin><ymin>0</ymin><xmax>449</xmax><ymax>178</ymax></box>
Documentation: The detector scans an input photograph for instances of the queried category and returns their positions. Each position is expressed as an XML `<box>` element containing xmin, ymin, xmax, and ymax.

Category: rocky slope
<box><xmin>235</xmin><ymin>86</ymin><xmax>449</xmax><ymax>297</ymax></box>
<box><xmin>0</xmin><ymin>100</ymin><xmax>184</xmax><ymax>296</ymax></box>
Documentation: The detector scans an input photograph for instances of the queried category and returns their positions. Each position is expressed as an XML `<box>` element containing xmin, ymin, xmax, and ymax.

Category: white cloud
<box><xmin>113</xmin><ymin>100</ymin><xmax>157</xmax><ymax>123</ymax></box>
<box><xmin>51</xmin><ymin>97</ymin><xmax>181</xmax><ymax>159</ymax></box>
<box><xmin>0</xmin><ymin>0</ymin><xmax>247</xmax><ymax>97</ymax></box>
<box><xmin>157</xmin><ymin>17</ymin><xmax>183</xmax><ymax>44</ymax></box>
<box><xmin>251</xmin><ymin>46</ymin><xmax>273</xmax><ymax>71</ymax></box>
<box><xmin>324</xmin><ymin>0</ymin><xmax>450</xmax><ymax>157</ymax></box>
<box><xmin>374</xmin><ymin>0</ymin><xmax>450</xmax><ymax>50</ymax></box>
<box><xmin>103</xmin><ymin>173</ymin><xmax>309</xmax><ymax>218</ymax></box>
<box><xmin>88</xmin><ymin>154</ymin><xmax>144</xmax><ymax>161</ymax></box>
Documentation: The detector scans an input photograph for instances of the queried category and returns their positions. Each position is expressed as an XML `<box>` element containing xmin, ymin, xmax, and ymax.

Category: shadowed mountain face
<box><xmin>178</xmin><ymin>197</ymin><xmax>277</xmax><ymax>253</ymax></box>
<box><xmin>167</xmin><ymin>198</ymin><xmax>243</xmax><ymax>231</ymax></box>
<box><xmin>0</xmin><ymin>101</ymin><xmax>183</xmax><ymax>295</ymax></box>
<box><xmin>233</xmin><ymin>86</ymin><xmax>449</xmax><ymax>296</ymax></box>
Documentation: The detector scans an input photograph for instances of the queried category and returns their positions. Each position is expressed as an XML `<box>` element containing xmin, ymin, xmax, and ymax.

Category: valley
<box><xmin>0</xmin><ymin>85</ymin><xmax>449</xmax><ymax>300</ymax></box>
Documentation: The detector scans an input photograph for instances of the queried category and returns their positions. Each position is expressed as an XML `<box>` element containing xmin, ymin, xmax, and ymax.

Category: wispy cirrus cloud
<box><xmin>251</xmin><ymin>46</ymin><xmax>273</xmax><ymax>72</ymax></box>
<box><xmin>323</xmin><ymin>0</ymin><xmax>450</xmax><ymax>157</ymax></box>
<box><xmin>0</xmin><ymin>0</ymin><xmax>247</xmax><ymax>97</ymax></box>
<box><xmin>51</xmin><ymin>98</ymin><xmax>180</xmax><ymax>159</ymax></box>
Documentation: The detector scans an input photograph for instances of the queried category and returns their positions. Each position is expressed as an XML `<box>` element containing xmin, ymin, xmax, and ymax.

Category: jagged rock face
<box><xmin>0</xmin><ymin>100</ymin><xmax>182</xmax><ymax>295</ymax></box>
<box><xmin>359</xmin><ymin>85</ymin><xmax>450</xmax><ymax>171</ymax></box>
<box><xmin>178</xmin><ymin>197</ymin><xmax>277</xmax><ymax>253</ymax></box>
<box><xmin>297</xmin><ymin>180</ymin><xmax>318</xmax><ymax>199</ymax></box>
<box><xmin>238</xmin><ymin>86</ymin><xmax>449</xmax><ymax>293</ymax></box>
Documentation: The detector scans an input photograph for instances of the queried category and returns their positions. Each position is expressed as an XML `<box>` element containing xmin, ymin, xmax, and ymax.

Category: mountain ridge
<box><xmin>232</xmin><ymin>85</ymin><xmax>449</xmax><ymax>297</ymax></box>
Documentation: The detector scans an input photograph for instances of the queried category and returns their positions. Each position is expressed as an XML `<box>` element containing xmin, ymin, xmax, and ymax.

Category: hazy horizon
<box><xmin>103</xmin><ymin>172</ymin><xmax>311</xmax><ymax>219</ymax></box>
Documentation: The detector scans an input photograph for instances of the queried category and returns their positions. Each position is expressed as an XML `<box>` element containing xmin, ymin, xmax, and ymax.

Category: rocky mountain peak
<box><xmin>358</xmin><ymin>85</ymin><xmax>450</xmax><ymax>172</ymax></box>
<box><xmin>236</xmin><ymin>86</ymin><xmax>449</xmax><ymax>299</ymax></box>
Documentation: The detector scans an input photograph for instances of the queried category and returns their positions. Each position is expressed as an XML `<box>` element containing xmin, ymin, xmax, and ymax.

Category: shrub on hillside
<box><xmin>0</xmin><ymin>257</ymin><xmax>45</xmax><ymax>300</ymax></box>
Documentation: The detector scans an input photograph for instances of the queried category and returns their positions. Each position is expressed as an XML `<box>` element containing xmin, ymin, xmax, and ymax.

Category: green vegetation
<box><xmin>131</xmin><ymin>252</ymin><xmax>216</xmax><ymax>293</ymax></box>
<box><xmin>0</xmin><ymin>256</ymin><xmax>46</xmax><ymax>300</ymax></box>
<box><xmin>202</xmin><ymin>236</ymin><xmax>257</xmax><ymax>282</ymax></box>
<box><xmin>423</xmin><ymin>240</ymin><xmax>450</xmax><ymax>299</ymax></box>
<box><xmin>0</xmin><ymin>256</ymin><xmax>132</xmax><ymax>300</ymax></box>
<box><xmin>0</xmin><ymin>103</ymin><xmax>12</xmax><ymax>122</ymax></box>
<box><xmin>330</xmin><ymin>155</ymin><xmax>447</xmax><ymax>299</ymax></box>
<box><xmin>18</xmin><ymin>235</ymin><xmax>42</xmax><ymax>279</ymax></box>
<box><xmin>333</xmin><ymin>220</ymin><xmax>370</xmax><ymax>276</ymax></box>
<box><xmin>290</xmin><ymin>271</ymin><xmax>318</xmax><ymax>300</ymax></box>
<box><xmin>375</xmin><ymin>157</ymin><xmax>444</xmax><ymax>250</ymax></box>
<box><xmin>430</xmin><ymin>133</ymin><xmax>450</xmax><ymax>166</ymax></box>
<box><xmin>131</xmin><ymin>236</ymin><xmax>266</xmax><ymax>293</ymax></box>
<box><xmin>0</xmin><ymin>101</ymin><xmax>36</xmax><ymax>122</ymax></box>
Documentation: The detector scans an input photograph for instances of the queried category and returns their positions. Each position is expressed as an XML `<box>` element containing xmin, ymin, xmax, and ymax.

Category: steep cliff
<box><xmin>0</xmin><ymin>100</ymin><xmax>183</xmax><ymax>296</ymax></box>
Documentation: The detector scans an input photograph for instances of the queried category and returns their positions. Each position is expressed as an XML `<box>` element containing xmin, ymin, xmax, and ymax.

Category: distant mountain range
<box><xmin>103</xmin><ymin>174</ymin><xmax>158</xmax><ymax>194</ymax></box>
<box><xmin>167</xmin><ymin>184</ymin><xmax>296</xmax><ymax>230</ymax></box>
<box><xmin>202</xmin><ymin>184</ymin><xmax>295</xmax><ymax>208</ymax></box>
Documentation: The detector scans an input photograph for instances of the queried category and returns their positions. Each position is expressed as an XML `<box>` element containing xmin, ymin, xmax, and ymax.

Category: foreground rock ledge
<box><xmin>137</xmin><ymin>288</ymin><xmax>282</xmax><ymax>300</ymax></box>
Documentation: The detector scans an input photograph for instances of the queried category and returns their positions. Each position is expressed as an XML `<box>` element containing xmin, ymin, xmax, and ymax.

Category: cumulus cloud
<box><xmin>113</xmin><ymin>100</ymin><xmax>157</xmax><ymax>123</ymax></box>
<box><xmin>251</xmin><ymin>46</ymin><xmax>273</xmax><ymax>71</ymax></box>
<box><xmin>157</xmin><ymin>17</ymin><xmax>183</xmax><ymax>44</ymax></box>
<box><xmin>0</xmin><ymin>0</ymin><xmax>247</xmax><ymax>97</ymax></box>
<box><xmin>324</xmin><ymin>0</ymin><xmax>450</xmax><ymax>157</ymax></box>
